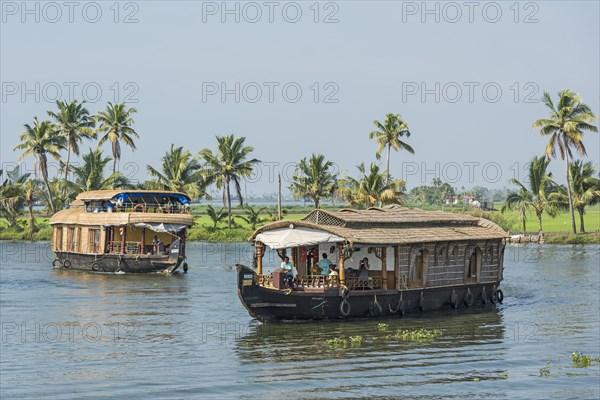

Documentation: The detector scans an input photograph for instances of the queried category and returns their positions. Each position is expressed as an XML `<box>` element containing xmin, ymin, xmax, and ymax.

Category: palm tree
<box><xmin>47</xmin><ymin>100</ymin><xmax>95</xmax><ymax>199</ymax></box>
<box><xmin>501</xmin><ymin>156</ymin><xmax>558</xmax><ymax>239</ymax></box>
<box><xmin>568</xmin><ymin>160</ymin><xmax>600</xmax><ymax>233</ymax></box>
<box><xmin>0</xmin><ymin>168</ymin><xmax>29</xmax><ymax>228</ymax></box>
<box><xmin>200</xmin><ymin>135</ymin><xmax>260</xmax><ymax>229</ymax></box>
<box><xmin>237</xmin><ymin>204</ymin><xmax>267</xmax><ymax>230</ymax></box>
<box><xmin>68</xmin><ymin>148</ymin><xmax>130</xmax><ymax>193</ymax></box>
<box><xmin>14</xmin><ymin>118</ymin><xmax>65</xmax><ymax>213</ymax></box>
<box><xmin>533</xmin><ymin>90</ymin><xmax>598</xmax><ymax>233</ymax></box>
<box><xmin>95</xmin><ymin>102</ymin><xmax>139</xmax><ymax>174</ymax></box>
<box><xmin>289</xmin><ymin>153</ymin><xmax>338</xmax><ymax>209</ymax></box>
<box><xmin>339</xmin><ymin>163</ymin><xmax>406</xmax><ymax>208</ymax></box>
<box><xmin>205</xmin><ymin>205</ymin><xmax>227</xmax><ymax>230</ymax></box>
<box><xmin>147</xmin><ymin>145</ymin><xmax>208</xmax><ymax>199</ymax></box>
<box><xmin>369</xmin><ymin>113</ymin><xmax>413</xmax><ymax>183</ymax></box>
<box><xmin>23</xmin><ymin>179</ymin><xmax>41</xmax><ymax>239</ymax></box>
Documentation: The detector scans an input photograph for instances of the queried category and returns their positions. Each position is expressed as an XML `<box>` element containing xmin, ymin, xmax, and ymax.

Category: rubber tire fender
<box><xmin>450</xmin><ymin>291</ymin><xmax>459</xmax><ymax>309</ymax></box>
<box><xmin>91</xmin><ymin>262</ymin><xmax>101</xmax><ymax>272</ymax></box>
<box><xmin>52</xmin><ymin>259</ymin><xmax>62</xmax><ymax>268</ymax></box>
<box><xmin>369</xmin><ymin>302</ymin><xmax>383</xmax><ymax>318</ymax></box>
<box><xmin>398</xmin><ymin>299</ymin><xmax>405</xmax><ymax>318</ymax></box>
<box><xmin>496</xmin><ymin>289</ymin><xmax>504</xmax><ymax>304</ymax></box>
<box><xmin>463</xmin><ymin>291</ymin><xmax>473</xmax><ymax>307</ymax></box>
<box><xmin>63</xmin><ymin>259</ymin><xmax>72</xmax><ymax>268</ymax></box>
<box><xmin>339</xmin><ymin>299</ymin><xmax>351</xmax><ymax>317</ymax></box>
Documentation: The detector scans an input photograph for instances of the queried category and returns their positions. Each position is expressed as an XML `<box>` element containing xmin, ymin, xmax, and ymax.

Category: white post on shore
<box><xmin>277</xmin><ymin>173</ymin><xmax>282</xmax><ymax>221</ymax></box>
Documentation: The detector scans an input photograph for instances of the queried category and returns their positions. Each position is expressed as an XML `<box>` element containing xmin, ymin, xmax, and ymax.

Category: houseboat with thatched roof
<box><xmin>50</xmin><ymin>190</ymin><xmax>193</xmax><ymax>273</ymax></box>
<box><xmin>237</xmin><ymin>205</ymin><xmax>508</xmax><ymax>321</ymax></box>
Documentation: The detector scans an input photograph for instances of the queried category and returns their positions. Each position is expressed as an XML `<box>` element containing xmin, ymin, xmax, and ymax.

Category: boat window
<box><xmin>465</xmin><ymin>247</ymin><xmax>481</xmax><ymax>283</ymax></box>
<box><xmin>437</xmin><ymin>246</ymin><xmax>446</xmax><ymax>264</ymax></box>
<box><xmin>415</xmin><ymin>251</ymin><xmax>424</xmax><ymax>281</ymax></box>
<box><xmin>67</xmin><ymin>227</ymin><xmax>75</xmax><ymax>251</ymax></box>
<box><xmin>88</xmin><ymin>229</ymin><xmax>100</xmax><ymax>253</ymax></box>
<box><xmin>487</xmin><ymin>245</ymin><xmax>494</xmax><ymax>262</ymax></box>
<box><xmin>468</xmin><ymin>253</ymin><xmax>476</xmax><ymax>277</ymax></box>
<box><xmin>75</xmin><ymin>228</ymin><xmax>81</xmax><ymax>252</ymax></box>
<box><xmin>410</xmin><ymin>248</ymin><xmax>428</xmax><ymax>288</ymax></box>
<box><xmin>54</xmin><ymin>226</ymin><xmax>63</xmax><ymax>251</ymax></box>
<box><xmin>450</xmin><ymin>245</ymin><xmax>458</xmax><ymax>261</ymax></box>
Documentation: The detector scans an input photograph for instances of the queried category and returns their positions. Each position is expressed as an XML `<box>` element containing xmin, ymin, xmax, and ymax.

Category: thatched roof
<box><xmin>249</xmin><ymin>205</ymin><xmax>507</xmax><ymax>245</ymax></box>
<box><xmin>50</xmin><ymin>208</ymin><xmax>193</xmax><ymax>226</ymax></box>
<box><xmin>75</xmin><ymin>190</ymin><xmax>190</xmax><ymax>201</ymax></box>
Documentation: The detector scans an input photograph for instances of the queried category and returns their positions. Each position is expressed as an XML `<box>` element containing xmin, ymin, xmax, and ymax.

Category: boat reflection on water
<box><xmin>235</xmin><ymin>307</ymin><xmax>506</xmax><ymax>369</ymax></box>
<box><xmin>49</xmin><ymin>267</ymin><xmax>192</xmax><ymax>344</ymax></box>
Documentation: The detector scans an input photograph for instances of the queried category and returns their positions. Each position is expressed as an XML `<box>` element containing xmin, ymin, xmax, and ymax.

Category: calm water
<box><xmin>1</xmin><ymin>242</ymin><xmax>599</xmax><ymax>399</ymax></box>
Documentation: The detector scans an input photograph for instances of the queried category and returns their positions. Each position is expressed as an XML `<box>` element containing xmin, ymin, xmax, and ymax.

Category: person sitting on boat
<box><xmin>106</xmin><ymin>202</ymin><xmax>115</xmax><ymax>213</ymax></box>
<box><xmin>94</xmin><ymin>201</ymin><xmax>108</xmax><ymax>213</ymax></box>
<box><xmin>317</xmin><ymin>253</ymin><xmax>332</xmax><ymax>275</ymax></box>
<box><xmin>358</xmin><ymin>258</ymin><xmax>370</xmax><ymax>281</ymax></box>
<box><xmin>152</xmin><ymin>235</ymin><xmax>164</xmax><ymax>254</ymax></box>
<box><xmin>280</xmin><ymin>256</ymin><xmax>296</xmax><ymax>287</ymax></box>
<box><xmin>328</xmin><ymin>264</ymin><xmax>339</xmax><ymax>286</ymax></box>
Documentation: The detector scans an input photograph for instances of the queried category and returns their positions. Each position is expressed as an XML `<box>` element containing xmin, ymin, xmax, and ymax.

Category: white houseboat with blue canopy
<box><xmin>50</xmin><ymin>190</ymin><xmax>193</xmax><ymax>273</ymax></box>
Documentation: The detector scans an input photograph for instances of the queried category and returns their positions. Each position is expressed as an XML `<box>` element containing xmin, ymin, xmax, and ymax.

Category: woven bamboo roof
<box><xmin>75</xmin><ymin>190</ymin><xmax>190</xmax><ymax>201</ymax></box>
<box><xmin>250</xmin><ymin>205</ymin><xmax>508</xmax><ymax>245</ymax></box>
<box><xmin>49</xmin><ymin>208</ymin><xmax>193</xmax><ymax>226</ymax></box>
<box><xmin>303</xmin><ymin>205</ymin><xmax>483</xmax><ymax>227</ymax></box>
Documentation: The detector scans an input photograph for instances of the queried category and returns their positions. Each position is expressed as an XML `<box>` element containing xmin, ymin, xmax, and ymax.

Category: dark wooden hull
<box><xmin>53</xmin><ymin>252</ymin><xmax>185</xmax><ymax>273</ymax></box>
<box><xmin>237</xmin><ymin>264</ymin><xmax>503</xmax><ymax>322</ymax></box>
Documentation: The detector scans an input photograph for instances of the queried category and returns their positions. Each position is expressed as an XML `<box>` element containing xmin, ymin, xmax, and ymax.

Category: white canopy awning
<box><xmin>134</xmin><ymin>223</ymin><xmax>187</xmax><ymax>233</ymax></box>
<box><xmin>255</xmin><ymin>226</ymin><xmax>343</xmax><ymax>250</ymax></box>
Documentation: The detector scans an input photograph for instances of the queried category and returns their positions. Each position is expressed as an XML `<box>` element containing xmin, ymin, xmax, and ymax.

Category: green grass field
<box><xmin>491</xmin><ymin>205</ymin><xmax>600</xmax><ymax>233</ymax></box>
<box><xmin>1</xmin><ymin>204</ymin><xmax>598</xmax><ymax>243</ymax></box>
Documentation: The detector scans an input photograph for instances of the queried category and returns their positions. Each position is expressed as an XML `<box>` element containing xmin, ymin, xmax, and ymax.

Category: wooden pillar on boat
<box><xmin>120</xmin><ymin>226</ymin><xmax>126</xmax><ymax>254</ymax></box>
<box><xmin>337</xmin><ymin>243</ymin><xmax>345</xmax><ymax>285</ymax></box>
<box><xmin>255</xmin><ymin>241</ymin><xmax>263</xmax><ymax>275</ymax></box>
<box><xmin>394</xmin><ymin>246</ymin><xmax>399</xmax><ymax>290</ymax></box>
<box><xmin>291</xmin><ymin>247</ymin><xmax>297</xmax><ymax>268</ymax></box>
<box><xmin>381</xmin><ymin>247</ymin><xmax>387</xmax><ymax>290</ymax></box>
<box><xmin>141</xmin><ymin>228</ymin><xmax>146</xmax><ymax>254</ymax></box>
<box><xmin>109</xmin><ymin>227</ymin><xmax>114</xmax><ymax>253</ymax></box>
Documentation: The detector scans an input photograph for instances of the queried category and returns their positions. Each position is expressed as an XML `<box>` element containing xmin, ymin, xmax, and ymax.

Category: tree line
<box><xmin>2</xmin><ymin>89</ymin><xmax>598</xmax><ymax>238</ymax></box>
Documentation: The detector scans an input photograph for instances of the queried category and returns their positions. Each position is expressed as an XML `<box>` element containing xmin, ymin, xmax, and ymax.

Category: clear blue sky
<box><xmin>1</xmin><ymin>1</ymin><xmax>599</xmax><ymax>197</ymax></box>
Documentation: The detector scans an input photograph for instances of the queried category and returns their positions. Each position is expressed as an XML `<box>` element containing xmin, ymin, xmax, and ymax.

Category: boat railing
<box><xmin>345</xmin><ymin>276</ymin><xmax>383</xmax><ymax>290</ymax></box>
<box><xmin>257</xmin><ymin>274</ymin><xmax>273</xmax><ymax>287</ymax></box>
<box><xmin>86</xmin><ymin>202</ymin><xmax>190</xmax><ymax>214</ymax></box>
<box><xmin>108</xmin><ymin>241</ymin><xmax>143</xmax><ymax>254</ymax></box>
<box><xmin>296</xmin><ymin>275</ymin><xmax>338</xmax><ymax>288</ymax></box>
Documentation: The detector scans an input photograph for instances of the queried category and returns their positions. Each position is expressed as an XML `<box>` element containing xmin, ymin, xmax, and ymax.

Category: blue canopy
<box><xmin>113</xmin><ymin>192</ymin><xmax>190</xmax><ymax>205</ymax></box>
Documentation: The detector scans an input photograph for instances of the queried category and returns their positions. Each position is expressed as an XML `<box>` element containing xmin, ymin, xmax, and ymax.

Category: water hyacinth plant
<box><xmin>386</xmin><ymin>328</ymin><xmax>443</xmax><ymax>342</ymax></box>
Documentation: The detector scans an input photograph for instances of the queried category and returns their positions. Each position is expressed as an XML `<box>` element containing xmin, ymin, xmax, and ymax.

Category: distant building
<box><xmin>445</xmin><ymin>196</ymin><xmax>493</xmax><ymax>210</ymax></box>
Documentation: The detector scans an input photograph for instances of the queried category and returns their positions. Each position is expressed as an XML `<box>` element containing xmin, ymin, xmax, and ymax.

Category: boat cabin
<box><xmin>238</xmin><ymin>205</ymin><xmax>508</xmax><ymax>320</ymax></box>
<box><xmin>49</xmin><ymin>190</ymin><xmax>193</xmax><ymax>273</ymax></box>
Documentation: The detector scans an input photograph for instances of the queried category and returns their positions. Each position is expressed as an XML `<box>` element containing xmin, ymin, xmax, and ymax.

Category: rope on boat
<box><xmin>311</xmin><ymin>300</ymin><xmax>327</xmax><ymax>310</ymax></box>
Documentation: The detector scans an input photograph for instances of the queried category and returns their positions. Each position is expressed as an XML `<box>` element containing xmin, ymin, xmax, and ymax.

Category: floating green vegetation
<box><xmin>571</xmin><ymin>352</ymin><xmax>599</xmax><ymax>368</ymax></box>
<box><xmin>539</xmin><ymin>361</ymin><xmax>552</xmax><ymax>377</ymax></box>
<box><xmin>386</xmin><ymin>328</ymin><xmax>443</xmax><ymax>342</ymax></box>
<box><xmin>377</xmin><ymin>323</ymin><xmax>389</xmax><ymax>331</ymax></box>
<box><xmin>325</xmin><ymin>338</ymin><xmax>347</xmax><ymax>349</ymax></box>
<box><xmin>472</xmin><ymin>377</ymin><xmax>480</xmax><ymax>382</ymax></box>
<box><xmin>349</xmin><ymin>336</ymin><xmax>363</xmax><ymax>346</ymax></box>
<box><xmin>325</xmin><ymin>336</ymin><xmax>364</xmax><ymax>349</ymax></box>
<box><xmin>499</xmin><ymin>373</ymin><xmax>508</xmax><ymax>379</ymax></box>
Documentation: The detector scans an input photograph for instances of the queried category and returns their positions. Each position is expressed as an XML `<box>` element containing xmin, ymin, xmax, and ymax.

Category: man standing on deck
<box><xmin>317</xmin><ymin>253</ymin><xmax>332</xmax><ymax>275</ymax></box>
